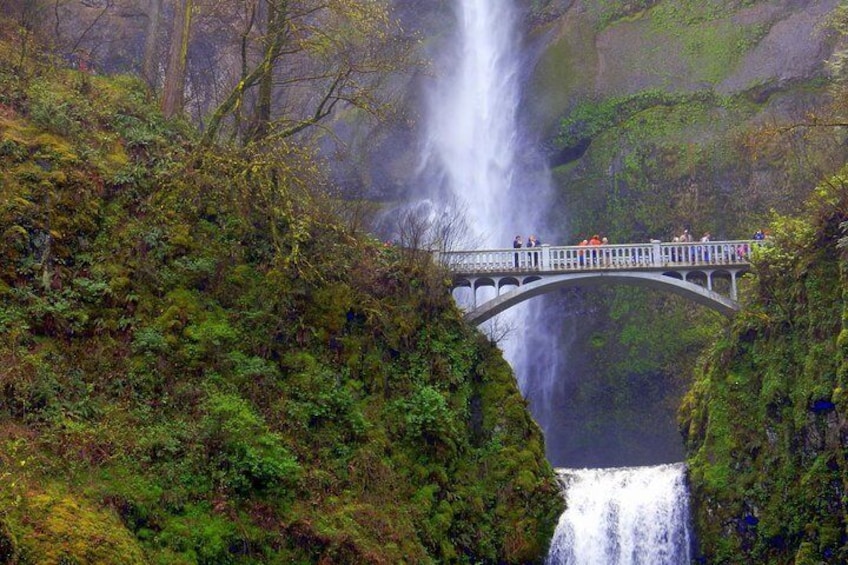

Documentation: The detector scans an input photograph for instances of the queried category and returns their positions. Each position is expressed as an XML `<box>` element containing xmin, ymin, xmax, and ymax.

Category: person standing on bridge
<box><xmin>513</xmin><ymin>235</ymin><xmax>523</xmax><ymax>268</ymax></box>
<box><xmin>526</xmin><ymin>235</ymin><xmax>540</xmax><ymax>266</ymax></box>
<box><xmin>588</xmin><ymin>234</ymin><xmax>602</xmax><ymax>265</ymax></box>
<box><xmin>680</xmin><ymin>229</ymin><xmax>694</xmax><ymax>262</ymax></box>
<box><xmin>700</xmin><ymin>232</ymin><xmax>711</xmax><ymax>262</ymax></box>
<box><xmin>671</xmin><ymin>236</ymin><xmax>680</xmax><ymax>262</ymax></box>
<box><xmin>577</xmin><ymin>239</ymin><xmax>588</xmax><ymax>266</ymax></box>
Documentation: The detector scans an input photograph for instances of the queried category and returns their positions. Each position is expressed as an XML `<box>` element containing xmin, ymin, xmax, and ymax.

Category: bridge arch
<box><xmin>462</xmin><ymin>271</ymin><xmax>741</xmax><ymax>325</ymax></box>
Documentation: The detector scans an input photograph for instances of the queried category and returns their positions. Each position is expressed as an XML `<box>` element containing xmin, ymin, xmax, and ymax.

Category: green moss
<box><xmin>682</xmin><ymin>176</ymin><xmax>848</xmax><ymax>563</ymax></box>
<box><xmin>9</xmin><ymin>485</ymin><xmax>146</xmax><ymax>565</ymax></box>
<box><xmin>639</xmin><ymin>1</ymin><xmax>770</xmax><ymax>85</ymax></box>
<box><xmin>0</xmin><ymin>29</ymin><xmax>562</xmax><ymax>563</ymax></box>
<box><xmin>588</xmin><ymin>0</ymin><xmax>658</xmax><ymax>30</ymax></box>
<box><xmin>528</xmin><ymin>17</ymin><xmax>599</xmax><ymax>131</ymax></box>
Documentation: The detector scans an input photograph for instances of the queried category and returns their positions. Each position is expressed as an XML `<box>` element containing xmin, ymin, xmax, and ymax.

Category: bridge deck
<box><xmin>439</xmin><ymin>240</ymin><xmax>760</xmax><ymax>323</ymax></box>
<box><xmin>440</xmin><ymin>240</ymin><xmax>757</xmax><ymax>277</ymax></box>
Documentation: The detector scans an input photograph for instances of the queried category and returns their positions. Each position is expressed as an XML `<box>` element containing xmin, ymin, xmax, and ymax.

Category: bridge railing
<box><xmin>438</xmin><ymin>240</ymin><xmax>759</xmax><ymax>274</ymax></box>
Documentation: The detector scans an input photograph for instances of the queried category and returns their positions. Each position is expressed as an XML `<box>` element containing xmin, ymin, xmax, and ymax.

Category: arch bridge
<box><xmin>436</xmin><ymin>240</ymin><xmax>758</xmax><ymax>325</ymax></box>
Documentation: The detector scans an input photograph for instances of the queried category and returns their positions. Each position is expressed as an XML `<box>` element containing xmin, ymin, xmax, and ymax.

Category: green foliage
<box><xmin>403</xmin><ymin>385</ymin><xmax>460</xmax><ymax>452</ymax></box>
<box><xmin>26</xmin><ymin>78</ymin><xmax>86</xmax><ymax>137</ymax></box>
<box><xmin>557</xmin><ymin>89</ymin><xmax>708</xmax><ymax>149</ymax></box>
<box><xmin>200</xmin><ymin>391</ymin><xmax>301</xmax><ymax>496</ymax></box>
<box><xmin>154</xmin><ymin>504</ymin><xmax>242</xmax><ymax>565</ymax></box>
<box><xmin>0</xmin><ymin>24</ymin><xmax>562</xmax><ymax>565</ymax></box>
<box><xmin>682</xmin><ymin>177</ymin><xmax>848</xmax><ymax>563</ymax></box>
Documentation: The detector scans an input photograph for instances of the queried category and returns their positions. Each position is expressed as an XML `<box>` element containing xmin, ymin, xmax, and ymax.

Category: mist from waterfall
<box><xmin>547</xmin><ymin>464</ymin><xmax>693</xmax><ymax>565</ymax></box>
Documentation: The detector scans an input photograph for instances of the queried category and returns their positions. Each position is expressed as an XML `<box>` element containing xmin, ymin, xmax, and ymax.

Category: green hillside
<box><xmin>681</xmin><ymin>179</ymin><xmax>848</xmax><ymax>563</ymax></box>
<box><xmin>0</xmin><ymin>33</ymin><xmax>561</xmax><ymax>564</ymax></box>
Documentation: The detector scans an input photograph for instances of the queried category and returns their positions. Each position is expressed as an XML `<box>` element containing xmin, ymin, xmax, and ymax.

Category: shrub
<box><xmin>404</xmin><ymin>385</ymin><xmax>460</xmax><ymax>454</ymax></box>
<box><xmin>199</xmin><ymin>391</ymin><xmax>301</xmax><ymax>496</ymax></box>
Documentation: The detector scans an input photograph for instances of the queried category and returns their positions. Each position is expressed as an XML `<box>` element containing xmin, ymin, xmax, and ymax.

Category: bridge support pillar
<box><xmin>541</xmin><ymin>244</ymin><xmax>551</xmax><ymax>270</ymax></box>
<box><xmin>731</xmin><ymin>272</ymin><xmax>738</xmax><ymax>301</ymax></box>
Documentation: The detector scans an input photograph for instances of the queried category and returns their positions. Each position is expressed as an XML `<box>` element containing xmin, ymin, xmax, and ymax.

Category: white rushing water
<box><xmin>422</xmin><ymin>0</ymin><xmax>524</xmax><ymax>245</ymax></box>
<box><xmin>420</xmin><ymin>0</ymin><xmax>555</xmax><ymax>397</ymax></box>
<box><xmin>547</xmin><ymin>464</ymin><xmax>693</xmax><ymax>565</ymax></box>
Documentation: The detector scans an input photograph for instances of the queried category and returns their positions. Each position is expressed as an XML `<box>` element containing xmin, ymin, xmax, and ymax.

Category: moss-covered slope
<box><xmin>0</xmin><ymin>34</ymin><xmax>562</xmax><ymax>564</ymax></box>
<box><xmin>680</xmin><ymin>179</ymin><xmax>848</xmax><ymax>564</ymax></box>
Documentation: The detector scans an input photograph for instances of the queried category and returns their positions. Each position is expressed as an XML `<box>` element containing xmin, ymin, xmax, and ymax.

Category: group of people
<box><xmin>669</xmin><ymin>229</ymin><xmax>711</xmax><ymax>262</ymax></box>
<box><xmin>669</xmin><ymin>228</ymin><xmax>766</xmax><ymax>262</ymax></box>
<box><xmin>576</xmin><ymin>234</ymin><xmax>609</xmax><ymax>247</ymax></box>
<box><xmin>513</xmin><ymin>234</ymin><xmax>541</xmax><ymax>248</ymax></box>
<box><xmin>506</xmin><ymin>228</ymin><xmax>767</xmax><ymax>269</ymax></box>
<box><xmin>512</xmin><ymin>234</ymin><xmax>542</xmax><ymax>267</ymax></box>
<box><xmin>511</xmin><ymin>228</ymin><xmax>766</xmax><ymax>250</ymax></box>
<box><xmin>673</xmin><ymin>228</ymin><xmax>768</xmax><ymax>244</ymax></box>
<box><xmin>672</xmin><ymin>229</ymin><xmax>711</xmax><ymax>243</ymax></box>
<box><xmin>574</xmin><ymin>234</ymin><xmax>610</xmax><ymax>265</ymax></box>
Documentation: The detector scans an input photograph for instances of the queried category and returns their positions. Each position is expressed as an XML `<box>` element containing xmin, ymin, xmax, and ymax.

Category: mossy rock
<box><xmin>10</xmin><ymin>485</ymin><xmax>145</xmax><ymax>565</ymax></box>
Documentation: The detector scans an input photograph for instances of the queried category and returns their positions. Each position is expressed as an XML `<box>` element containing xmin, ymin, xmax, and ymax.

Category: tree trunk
<box><xmin>161</xmin><ymin>0</ymin><xmax>193</xmax><ymax>119</ymax></box>
<box><xmin>203</xmin><ymin>0</ymin><xmax>287</xmax><ymax>145</ymax></box>
<box><xmin>245</xmin><ymin>0</ymin><xmax>287</xmax><ymax>143</ymax></box>
<box><xmin>142</xmin><ymin>0</ymin><xmax>163</xmax><ymax>89</ymax></box>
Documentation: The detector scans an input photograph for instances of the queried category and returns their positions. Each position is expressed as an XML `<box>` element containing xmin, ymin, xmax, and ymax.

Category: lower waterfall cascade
<box><xmin>546</xmin><ymin>463</ymin><xmax>692</xmax><ymax>565</ymax></box>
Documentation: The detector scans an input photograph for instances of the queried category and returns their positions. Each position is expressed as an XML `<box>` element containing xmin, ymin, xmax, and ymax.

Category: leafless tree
<box><xmin>201</xmin><ymin>0</ymin><xmax>417</xmax><ymax>145</ymax></box>
<box><xmin>161</xmin><ymin>0</ymin><xmax>193</xmax><ymax>118</ymax></box>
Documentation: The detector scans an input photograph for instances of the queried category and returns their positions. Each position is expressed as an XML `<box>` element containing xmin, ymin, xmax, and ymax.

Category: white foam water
<box><xmin>547</xmin><ymin>463</ymin><xmax>693</xmax><ymax>565</ymax></box>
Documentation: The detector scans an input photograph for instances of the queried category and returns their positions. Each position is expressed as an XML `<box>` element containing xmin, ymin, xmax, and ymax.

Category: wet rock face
<box><xmin>528</xmin><ymin>0</ymin><xmax>841</xmax><ymax>120</ymax></box>
<box><xmin>796</xmin><ymin>401</ymin><xmax>843</xmax><ymax>461</ymax></box>
<box><xmin>718</xmin><ymin>0</ymin><xmax>841</xmax><ymax>95</ymax></box>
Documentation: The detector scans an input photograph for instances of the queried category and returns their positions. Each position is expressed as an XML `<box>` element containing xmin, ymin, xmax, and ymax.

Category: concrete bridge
<box><xmin>437</xmin><ymin>240</ymin><xmax>758</xmax><ymax>325</ymax></box>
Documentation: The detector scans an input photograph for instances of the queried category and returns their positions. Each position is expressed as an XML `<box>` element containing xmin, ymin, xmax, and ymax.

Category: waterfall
<box><xmin>415</xmin><ymin>5</ymin><xmax>695</xmax><ymax>563</ymax></box>
<box><xmin>413</xmin><ymin>5</ymin><xmax>695</xmax><ymax>563</ymax></box>
<box><xmin>547</xmin><ymin>464</ymin><xmax>693</xmax><ymax>565</ymax></box>
<box><xmin>419</xmin><ymin>0</ymin><xmax>554</xmax><ymax>396</ymax></box>
<box><xmin>422</xmin><ymin>0</ymin><xmax>525</xmax><ymax>245</ymax></box>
